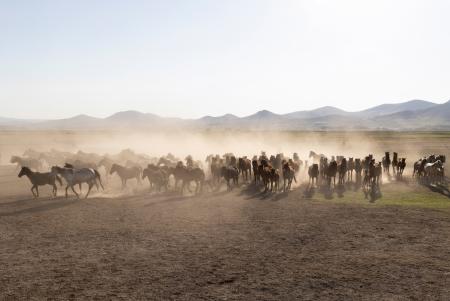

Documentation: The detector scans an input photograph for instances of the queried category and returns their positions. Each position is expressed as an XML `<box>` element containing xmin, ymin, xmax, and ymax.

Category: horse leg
<box><xmin>71</xmin><ymin>185</ymin><xmax>79</xmax><ymax>199</ymax></box>
<box><xmin>181</xmin><ymin>182</ymin><xmax>186</xmax><ymax>195</ymax></box>
<box><xmin>85</xmin><ymin>182</ymin><xmax>93</xmax><ymax>199</ymax></box>
<box><xmin>65</xmin><ymin>185</ymin><xmax>69</xmax><ymax>198</ymax></box>
<box><xmin>196</xmin><ymin>181</ymin><xmax>201</xmax><ymax>194</ymax></box>
<box><xmin>31</xmin><ymin>185</ymin><xmax>37</xmax><ymax>198</ymax></box>
<box><xmin>53</xmin><ymin>184</ymin><xmax>57</xmax><ymax>197</ymax></box>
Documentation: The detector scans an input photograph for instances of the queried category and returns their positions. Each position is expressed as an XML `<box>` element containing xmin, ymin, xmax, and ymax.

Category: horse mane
<box><xmin>21</xmin><ymin>166</ymin><xmax>31</xmax><ymax>173</ymax></box>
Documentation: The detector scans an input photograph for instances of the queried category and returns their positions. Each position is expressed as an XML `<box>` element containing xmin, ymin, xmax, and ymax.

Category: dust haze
<box><xmin>2</xmin><ymin>129</ymin><xmax>447</xmax><ymax>167</ymax></box>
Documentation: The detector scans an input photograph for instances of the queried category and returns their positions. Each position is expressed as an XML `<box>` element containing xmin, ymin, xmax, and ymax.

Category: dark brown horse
<box><xmin>382</xmin><ymin>152</ymin><xmax>391</xmax><ymax>175</ymax></box>
<box><xmin>269</xmin><ymin>167</ymin><xmax>280</xmax><ymax>192</ymax></box>
<box><xmin>347</xmin><ymin>157</ymin><xmax>355</xmax><ymax>181</ymax></box>
<box><xmin>221</xmin><ymin>166</ymin><xmax>239</xmax><ymax>190</ymax></box>
<box><xmin>18</xmin><ymin>167</ymin><xmax>62</xmax><ymax>197</ymax></box>
<box><xmin>142</xmin><ymin>164</ymin><xmax>169</xmax><ymax>192</ymax></box>
<box><xmin>170</xmin><ymin>164</ymin><xmax>205</xmax><ymax>194</ymax></box>
<box><xmin>308</xmin><ymin>164</ymin><xmax>319</xmax><ymax>187</ymax></box>
<box><xmin>282</xmin><ymin>160</ymin><xmax>297</xmax><ymax>191</ymax></box>
<box><xmin>338</xmin><ymin>158</ymin><xmax>347</xmax><ymax>185</ymax></box>
<box><xmin>238</xmin><ymin>157</ymin><xmax>252</xmax><ymax>182</ymax></box>
<box><xmin>397</xmin><ymin>158</ymin><xmax>406</xmax><ymax>177</ymax></box>
<box><xmin>392</xmin><ymin>152</ymin><xmax>398</xmax><ymax>175</ymax></box>
<box><xmin>252</xmin><ymin>159</ymin><xmax>260</xmax><ymax>184</ymax></box>
<box><xmin>326</xmin><ymin>161</ymin><xmax>338</xmax><ymax>188</ymax></box>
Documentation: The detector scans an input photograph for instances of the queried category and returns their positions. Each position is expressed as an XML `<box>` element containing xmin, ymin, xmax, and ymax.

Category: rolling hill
<box><xmin>1</xmin><ymin>99</ymin><xmax>448</xmax><ymax>131</ymax></box>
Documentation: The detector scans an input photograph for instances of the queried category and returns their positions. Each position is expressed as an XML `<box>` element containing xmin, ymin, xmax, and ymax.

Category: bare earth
<box><xmin>1</xmin><ymin>165</ymin><xmax>449</xmax><ymax>300</ymax></box>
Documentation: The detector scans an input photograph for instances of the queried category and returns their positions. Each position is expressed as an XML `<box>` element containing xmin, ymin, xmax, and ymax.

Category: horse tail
<box><xmin>94</xmin><ymin>169</ymin><xmax>104</xmax><ymax>190</ymax></box>
<box><xmin>55</xmin><ymin>175</ymin><xmax>63</xmax><ymax>186</ymax></box>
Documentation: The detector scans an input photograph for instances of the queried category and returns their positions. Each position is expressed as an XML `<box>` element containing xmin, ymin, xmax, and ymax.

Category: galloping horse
<box><xmin>171</xmin><ymin>164</ymin><xmax>205</xmax><ymax>194</ymax></box>
<box><xmin>397</xmin><ymin>158</ymin><xmax>406</xmax><ymax>177</ymax></box>
<box><xmin>238</xmin><ymin>157</ymin><xmax>252</xmax><ymax>182</ymax></box>
<box><xmin>282</xmin><ymin>161</ymin><xmax>297</xmax><ymax>191</ymax></box>
<box><xmin>142</xmin><ymin>165</ymin><xmax>169</xmax><ymax>192</ymax></box>
<box><xmin>110</xmin><ymin>163</ymin><xmax>142</xmax><ymax>188</ymax></box>
<box><xmin>11</xmin><ymin>156</ymin><xmax>42</xmax><ymax>171</ymax></box>
<box><xmin>252</xmin><ymin>159</ymin><xmax>260</xmax><ymax>184</ymax></box>
<box><xmin>308</xmin><ymin>164</ymin><xmax>319</xmax><ymax>187</ymax></box>
<box><xmin>18</xmin><ymin>167</ymin><xmax>62</xmax><ymax>197</ymax></box>
<box><xmin>221</xmin><ymin>166</ymin><xmax>239</xmax><ymax>191</ymax></box>
<box><xmin>347</xmin><ymin>157</ymin><xmax>355</xmax><ymax>182</ymax></box>
<box><xmin>309</xmin><ymin>151</ymin><xmax>325</xmax><ymax>164</ymax></box>
<box><xmin>52</xmin><ymin>166</ymin><xmax>103</xmax><ymax>199</ymax></box>
<box><xmin>424</xmin><ymin>160</ymin><xmax>443</xmax><ymax>184</ymax></box>
<box><xmin>326</xmin><ymin>161</ymin><xmax>338</xmax><ymax>188</ymax></box>
<box><xmin>338</xmin><ymin>158</ymin><xmax>347</xmax><ymax>185</ymax></box>
<box><xmin>382</xmin><ymin>152</ymin><xmax>391</xmax><ymax>175</ymax></box>
<box><xmin>392</xmin><ymin>152</ymin><xmax>398</xmax><ymax>175</ymax></box>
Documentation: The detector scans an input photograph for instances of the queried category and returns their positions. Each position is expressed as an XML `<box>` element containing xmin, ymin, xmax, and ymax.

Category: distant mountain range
<box><xmin>1</xmin><ymin>99</ymin><xmax>449</xmax><ymax>131</ymax></box>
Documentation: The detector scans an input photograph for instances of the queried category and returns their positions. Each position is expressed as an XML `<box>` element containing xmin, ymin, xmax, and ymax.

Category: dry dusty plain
<box><xmin>0</xmin><ymin>130</ymin><xmax>449</xmax><ymax>300</ymax></box>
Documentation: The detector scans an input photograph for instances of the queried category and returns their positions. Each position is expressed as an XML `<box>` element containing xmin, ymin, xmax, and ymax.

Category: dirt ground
<box><xmin>1</xmin><ymin>164</ymin><xmax>449</xmax><ymax>300</ymax></box>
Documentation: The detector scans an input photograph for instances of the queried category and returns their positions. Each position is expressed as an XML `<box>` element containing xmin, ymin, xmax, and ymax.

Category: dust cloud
<box><xmin>3</xmin><ymin>129</ymin><xmax>444</xmax><ymax>166</ymax></box>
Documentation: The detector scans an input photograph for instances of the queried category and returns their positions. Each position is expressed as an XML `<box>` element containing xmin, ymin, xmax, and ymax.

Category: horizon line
<box><xmin>1</xmin><ymin>98</ymin><xmax>448</xmax><ymax>120</ymax></box>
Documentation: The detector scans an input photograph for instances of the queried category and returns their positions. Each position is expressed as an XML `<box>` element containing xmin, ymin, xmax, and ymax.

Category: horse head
<box><xmin>110</xmin><ymin>164</ymin><xmax>119</xmax><ymax>174</ymax></box>
<box><xmin>18</xmin><ymin>166</ymin><xmax>30</xmax><ymax>177</ymax></box>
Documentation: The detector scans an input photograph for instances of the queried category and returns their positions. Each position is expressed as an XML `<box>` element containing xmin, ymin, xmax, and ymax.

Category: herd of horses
<box><xmin>10</xmin><ymin>148</ymin><xmax>447</xmax><ymax>199</ymax></box>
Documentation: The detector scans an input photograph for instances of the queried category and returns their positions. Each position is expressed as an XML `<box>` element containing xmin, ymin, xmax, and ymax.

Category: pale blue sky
<box><xmin>1</xmin><ymin>0</ymin><xmax>449</xmax><ymax>119</ymax></box>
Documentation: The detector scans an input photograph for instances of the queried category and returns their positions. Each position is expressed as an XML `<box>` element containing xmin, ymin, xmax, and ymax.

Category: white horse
<box><xmin>309</xmin><ymin>151</ymin><xmax>326</xmax><ymax>164</ymax></box>
<box><xmin>51</xmin><ymin>166</ymin><xmax>104</xmax><ymax>199</ymax></box>
<box><xmin>10</xmin><ymin>155</ymin><xmax>42</xmax><ymax>171</ymax></box>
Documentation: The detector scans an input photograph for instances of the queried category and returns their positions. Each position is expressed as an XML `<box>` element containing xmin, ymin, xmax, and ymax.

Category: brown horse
<box><xmin>238</xmin><ymin>157</ymin><xmax>252</xmax><ymax>182</ymax></box>
<box><xmin>326</xmin><ymin>161</ymin><xmax>338</xmax><ymax>188</ymax></box>
<box><xmin>18</xmin><ymin>167</ymin><xmax>62</xmax><ymax>197</ymax></box>
<box><xmin>269</xmin><ymin>168</ymin><xmax>280</xmax><ymax>192</ymax></box>
<box><xmin>170</xmin><ymin>164</ymin><xmax>205</xmax><ymax>194</ymax></box>
<box><xmin>142</xmin><ymin>164</ymin><xmax>169</xmax><ymax>192</ymax></box>
<box><xmin>282</xmin><ymin>161</ymin><xmax>297</xmax><ymax>191</ymax></box>
<box><xmin>397</xmin><ymin>158</ymin><xmax>406</xmax><ymax>177</ymax></box>
<box><xmin>110</xmin><ymin>163</ymin><xmax>142</xmax><ymax>188</ymax></box>
<box><xmin>347</xmin><ymin>157</ymin><xmax>355</xmax><ymax>182</ymax></box>
<box><xmin>252</xmin><ymin>159</ymin><xmax>260</xmax><ymax>184</ymax></box>
<box><xmin>221</xmin><ymin>166</ymin><xmax>239</xmax><ymax>191</ymax></box>
<box><xmin>338</xmin><ymin>158</ymin><xmax>347</xmax><ymax>185</ymax></box>
<box><xmin>308</xmin><ymin>164</ymin><xmax>319</xmax><ymax>187</ymax></box>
